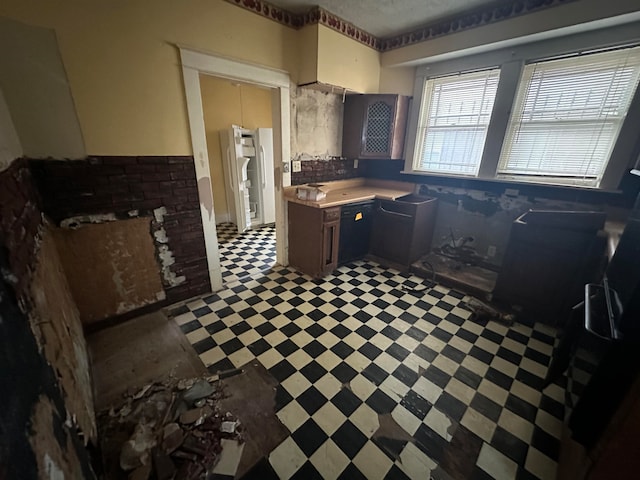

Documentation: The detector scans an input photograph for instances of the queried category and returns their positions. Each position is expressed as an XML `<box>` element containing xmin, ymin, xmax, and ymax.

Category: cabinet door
<box><xmin>361</xmin><ymin>96</ymin><xmax>396</xmax><ymax>158</ymax></box>
<box><xmin>371</xmin><ymin>204</ymin><xmax>414</xmax><ymax>265</ymax></box>
<box><xmin>321</xmin><ymin>221</ymin><xmax>340</xmax><ymax>274</ymax></box>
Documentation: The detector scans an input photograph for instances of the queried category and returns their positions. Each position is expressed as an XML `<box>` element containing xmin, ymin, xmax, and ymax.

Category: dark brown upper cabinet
<box><xmin>342</xmin><ymin>94</ymin><xmax>410</xmax><ymax>160</ymax></box>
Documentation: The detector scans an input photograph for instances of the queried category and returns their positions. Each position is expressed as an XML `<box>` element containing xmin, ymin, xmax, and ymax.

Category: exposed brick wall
<box><xmin>0</xmin><ymin>159</ymin><xmax>44</xmax><ymax>300</ymax></box>
<box><xmin>30</xmin><ymin>156</ymin><xmax>210</xmax><ymax>305</ymax></box>
<box><xmin>291</xmin><ymin>158</ymin><xmax>365</xmax><ymax>185</ymax></box>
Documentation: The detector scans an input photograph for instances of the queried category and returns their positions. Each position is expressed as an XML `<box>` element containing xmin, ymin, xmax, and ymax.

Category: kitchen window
<box><xmin>498</xmin><ymin>47</ymin><xmax>640</xmax><ymax>187</ymax></box>
<box><xmin>404</xmin><ymin>32</ymin><xmax>640</xmax><ymax>190</ymax></box>
<box><xmin>415</xmin><ymin>69</ymin><xmax>500</xmax><ymax>176</ymax></box>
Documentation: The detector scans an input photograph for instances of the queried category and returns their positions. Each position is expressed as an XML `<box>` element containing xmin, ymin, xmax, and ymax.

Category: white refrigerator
<box><xmin>219</xmin><ymin>125</ymin><xmax>276</xmax><ymax>233</ymax></box>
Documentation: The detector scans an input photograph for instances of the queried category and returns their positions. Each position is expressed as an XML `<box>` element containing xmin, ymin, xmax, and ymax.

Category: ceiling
<box><xmin>268</xmin><ymin>0</ymin><xmax>500</xmax><ymax>37</ymax></box>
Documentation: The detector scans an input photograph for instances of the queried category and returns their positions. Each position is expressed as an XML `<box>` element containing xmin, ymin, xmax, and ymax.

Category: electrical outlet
<box><xmin>292</xmin><ymin>160</ymin><xmax>301</xmax><ymax>173</ymax></box>
<box><xmin>487</xmin><ymin>245</ymin><xmax>497</xmax><ymax>257</ymax></box>
<box><xmin>354</xmin><ymin>159</ymin><xmax>359</xmax><ymax>169</ymax></box>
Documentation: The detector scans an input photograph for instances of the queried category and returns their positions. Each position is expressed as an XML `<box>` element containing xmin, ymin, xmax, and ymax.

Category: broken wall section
<box><xmin>31</xmin><ymin>156</ymin><xmax>211</xmax><ymax>313</ymax></box>
<box><xmin>363</xmin><ymin>158</ymin><xmax>636</xmax><ymax>268</ymax></box>
<box><xmin>418</xmin><ymin>184</ymin><xmax>612</xmax><ymax>268</ymax></box>
<box><xmin>290</xmin><ymin>86</ymin><xmax>364</xmax><ymax>185</ymax></box>
<box><xmin>0</xmin><ymin>160</ymin><xmax>96</xmax><ymax>479</ymax></box>
<box><xmin>55</xmin><ymin>217</ymin><xmax>166</xmax><ymax>325</ymax></box>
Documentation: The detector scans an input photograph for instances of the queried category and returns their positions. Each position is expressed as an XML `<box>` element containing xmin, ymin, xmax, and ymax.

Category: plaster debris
<box><xmin>132</xmin><ymin>384</ymin><xmax>153</xmax><ymax>400</ymax></box>
<box><xmin>179</xmin><ymin>406</ymin><xmax>213</xmax><ymax>425</ymax></box>
<box><xmin>157</xmin><ymin>244</ymin><xmax>186</xmax><ymax>287</ymax></box>
<box><xmin>60</xmin><ymin>213</ymin><xmax>117</xmax><ymax>229</ymax></box>
<box><xmin>461</xmin><ymin>296</ymin><xmax>515</xmax><ymax>325</ymax></box>
<box><xmin>98</xmin><ymin>376</ymin><xmax>243</xmax><ymax>480</ymax></box>
<box><xmin>183</xmin><ymin>379</ymin><xmax>216</xmax><ymax>405</ymax></box>
<box><xmin>120</xmin><ymin>422</ymin><xmax>157</xmax><ymax>471</ymax></box>
<box><xmin>162</xmin><ymin>423</ymin><xmax>184</xmax><ymax>454</ymax></box>
<box><xmin>220</xmin><ymin>421</ymin><xmax>238</xmax><ymax>434</ymax></box>
<box><xmin>153</xmin><ymin>206</ymin><xmax>168</xmax><ymax>223</ymax></box>
<box><xmin>153</xmin><ymin>228</ymin><xmax>169</xmax><ymax>244</ymax></box>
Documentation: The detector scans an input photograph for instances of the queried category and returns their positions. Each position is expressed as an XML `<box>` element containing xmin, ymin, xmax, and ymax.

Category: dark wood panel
<box><xmin>342</xmin><ymin>94</ymin><xmax>410</xmax><ymax>160</ymax></box>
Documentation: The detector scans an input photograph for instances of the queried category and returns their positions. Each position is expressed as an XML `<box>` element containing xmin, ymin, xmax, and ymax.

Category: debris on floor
<box><xmin>460</xmin><ymin>296</ymin><xmax>515</xmax><ymax>325</ymax></box>
<box><xmin>97</xmin><ymin>374</ymin><xmax>244</xmax><ymax>480</ymax></box>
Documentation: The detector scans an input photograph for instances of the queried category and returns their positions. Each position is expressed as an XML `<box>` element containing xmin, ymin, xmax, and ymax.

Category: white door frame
<box><xmin>180</xmin><ymin>48</ymin><xmax>291</xmax><ymax>292</ymax></box>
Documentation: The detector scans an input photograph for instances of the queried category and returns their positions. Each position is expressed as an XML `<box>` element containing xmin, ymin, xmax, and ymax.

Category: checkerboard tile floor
<box><xmin>171</xmin><ymin>261</ymin><xmax>567</xmax><ymax>480</ymax></box>
<box><xmin>217</xmin><ymin>222</ymin><xmax>276</xmax><ymax>284</ymax></box>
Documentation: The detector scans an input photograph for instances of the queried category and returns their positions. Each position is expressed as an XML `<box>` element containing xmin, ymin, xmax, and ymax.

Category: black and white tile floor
<box><xmin>171</xmin><ymin>261</ymin><xmax>569</xmax><ymax>480</ymax></box>
<box><xmin>216</xmin><ymin>222</ymin><xmax>276</xmax><ymax>284</ymax></box>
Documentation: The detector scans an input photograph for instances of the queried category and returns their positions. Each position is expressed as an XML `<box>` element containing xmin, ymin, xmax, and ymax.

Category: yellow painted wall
<box><xmin>317</xmin><ymin>25</ymin><xmax>380</xmax><ymax>93</ymax></box>
<box><xmin>297</xmin><ymin>24</ymin><xmax>319</xmax><ymax>86</ymax></box>
<box><xmin>378</xmin><ymin>66</ymin><xmax>416</xmax><ymax>96</ymax></box>
<box><xmin>199</xmin><ymin>75</ymin><xmax>272</xmax><ymax>221</ymax></box>
<box><xmin>0</xmin><ymin>0</ymin><xmax>634</xmax><ymax>157</ymax></box>
<box><xmin>0</xmin><ymin>0</ymin><xmax>297</xmax><ymax>156</ymax></box>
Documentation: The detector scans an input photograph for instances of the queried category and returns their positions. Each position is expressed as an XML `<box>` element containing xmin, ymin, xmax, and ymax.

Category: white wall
<box><xmin>0</xmin><ymin>17</ymin><xmax>84</xmax><ymax>159</ymax></box>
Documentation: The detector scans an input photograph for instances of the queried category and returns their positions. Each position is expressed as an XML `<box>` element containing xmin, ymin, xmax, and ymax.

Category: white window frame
<box><xmin>403</xmin><ymin>21</ymin><xmax>640</xmax><ymax>191</ymax></box>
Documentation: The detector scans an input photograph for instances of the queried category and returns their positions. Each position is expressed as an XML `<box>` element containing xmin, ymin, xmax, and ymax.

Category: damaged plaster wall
<box><xmin>55</xmin><ymin>217</ymin><xmax>166</xmax><ymax>325</ymax></box>
<box><xmin>0</xmin><ymin>161</ymin><xmax>95</xmax><ymax>478</ymax></box>
<box><xmin>30</xmin><ymin>226</ymin><xmax>97</xmax><ymax>442</ymax></box>
<box><xmin>290</xmin><ymin>85</ymin><xmax>343</xmax><ymax>160</ymax></box>
<box><xmin>419</xmin><ymin>184</ymin><xmax>605</xmax><ymax>267</ymax></box>
<box><xmin>0</xmin><ymin>263</ymin><xmax>96</xmax><ymax>480</ymax></box>
<box><xmin>31</xmin><ymin>156</ymin><xmax>211</xmax><ymax>305</ymax></box>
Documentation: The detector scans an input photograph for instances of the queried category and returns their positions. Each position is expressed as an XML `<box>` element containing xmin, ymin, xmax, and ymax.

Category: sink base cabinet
<box><xmin>288</xmin><ymin>203</ymin><xmax>340</xmax><ymax>278</ymax></box>
<box><xmin>370</xmin><ymin>197</ymin><xmax>438</xmax><ymax>266</ymax></box>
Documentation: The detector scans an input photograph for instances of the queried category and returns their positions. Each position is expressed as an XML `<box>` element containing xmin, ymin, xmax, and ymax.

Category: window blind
<box><xmin>498</xmin><ymin>46</ymin><xmax>640</xmax><ymax>187</ymax></box>
<box><xmin>415</xmin><ymin>69</ymin><xmax>500</xmax><ymax>175</ymax></box>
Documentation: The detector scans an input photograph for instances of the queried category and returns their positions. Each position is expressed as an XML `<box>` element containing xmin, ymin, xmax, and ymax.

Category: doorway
<box><xmin>199</xmin><ymin>75</ymin><xmax>277</xmax><ymax>284</ymax></box>
<box><xmin>180</xmin><ymin>49</ymin><xmax>291</xmax><ymax>292</ymax></box>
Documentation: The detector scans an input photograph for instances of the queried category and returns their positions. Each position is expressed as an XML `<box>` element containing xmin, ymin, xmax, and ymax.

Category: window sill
<box><xmin>400</xmin><ymin>170</ymin><xmax>623</xmax><ymax>195</ymax></box>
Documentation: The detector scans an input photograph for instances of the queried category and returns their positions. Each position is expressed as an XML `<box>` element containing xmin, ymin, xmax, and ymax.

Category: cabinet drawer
<box><xmin>323</xmin><ymin>207</ymin><xmax>340</xmax><ymax>223</ymax></box>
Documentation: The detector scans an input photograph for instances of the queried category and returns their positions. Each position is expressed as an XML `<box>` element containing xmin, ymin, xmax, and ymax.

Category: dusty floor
<box><xmin>88</xmin><ymin>311</ymin><xmax>207</xmax><ymax>411</ymax></box>
<box><xmin>88</xmin><ymin>260</ymin><xmax>595</xmax><ymax>479</ymax></box>
<box><xmin>88</xmin><ymin>312</ymin><xmax>287</xmax><ymax>479</ymax></box>
<box><xmin>172</xmin><ymin>261</ymin><xmax>578</xmax><ymax>480</ymax></box>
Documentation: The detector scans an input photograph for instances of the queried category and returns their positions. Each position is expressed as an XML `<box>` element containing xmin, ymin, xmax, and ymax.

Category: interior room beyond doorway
<box><xmin>200</xmin><ymin>75</ymin><xmax>277</xmax><ymax>284</ymax></box>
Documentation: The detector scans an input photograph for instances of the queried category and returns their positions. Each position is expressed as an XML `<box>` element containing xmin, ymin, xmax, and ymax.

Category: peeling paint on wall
<box><xmin>0</xmin><ymin>242</ymin><xmax>95</xmax><ymax>479</ymax></box>
<box><xmin>60</xmin><ymin>213</ymin><xmax>117</xmax><ymax>229</ymax></box>
<box><xmin>290</xmin><ymin>86</ymin><xmax>343</xmax><ymax>160</ymax></box>
<box><xmin>54</xmin><ymin>218</ymin><xmax>167</xmax><ymax>324</ymax></box>
<box><xmin>198</xmin><ymin>176</ymin><xmax>214</xmax><ymax>220</ymax></box>
<box><xmin>30</xmin><ymin>226</ymin><xmax>96</xmax><ymax>442</ymax></box>
<box><xmin>31</xmin><ymin>156</ymin><xmax>211</xmax><ymax>303</ymax></box>
<box><xmin>418</xmin><ymin>183</ymin><xmax>604</xmax><ymax>266</ymax></box>
<box><xmin>28</xmin><ymin>396</ymin><xmax>93</xmax><ymax>480</ymax></box>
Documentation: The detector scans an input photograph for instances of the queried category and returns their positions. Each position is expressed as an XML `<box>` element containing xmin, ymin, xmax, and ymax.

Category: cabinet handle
<box><xmin>325</xmin><ymin>225</ymin><xmax>335</xmax><ymax>266</ymax></box>
<box><xmin>378</xmin><ymin>205</ymin><xmax>413</xmax><ymax>219</ymax></box>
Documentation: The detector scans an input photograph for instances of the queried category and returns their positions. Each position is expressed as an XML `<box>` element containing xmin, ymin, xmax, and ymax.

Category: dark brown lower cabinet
<box><xmin>493</xmin><ymin>210</ymin><xmax>607</xmax><ymax>324</ymax></box>
<box><xmin>288</xmin><ymin>202</ymin><xmax>340</xmax><ymax>278</ymax></box>
<box><xmin>370</xmin><ymin>195</ymin><xmax>438</xmax><ymax>266</ymax></box>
